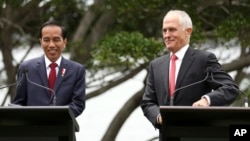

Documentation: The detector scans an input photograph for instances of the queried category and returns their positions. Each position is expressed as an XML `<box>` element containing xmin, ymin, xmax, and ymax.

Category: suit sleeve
<box><xmin>205</xmin><ymin>53</ymin><xmax>239</xmax><ymax>106</ymax></box>
<box><xmin>12</xmin><ymin>64</ymin><xmax>28</xmax><ymax>105</ymax></box>
<box><xmin>141</xmin><ymin>62</ymin><xmax>161</xmax><ymax>129</ymax></box>
<box><xmin>69</xmin><ymin>65</ymin><xmax>86</xmax><ymax>117</ymax></box>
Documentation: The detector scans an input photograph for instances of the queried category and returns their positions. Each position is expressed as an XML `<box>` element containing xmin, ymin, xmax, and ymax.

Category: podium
<box><xmin>160</xmin><ymin>106</ymin><xmax>250</xmax><ymax>141</ymax></box>
<box><xmin>0</xmin><ymin>106</ymin><xmax>79</xmax><ymax>141</ymax></box>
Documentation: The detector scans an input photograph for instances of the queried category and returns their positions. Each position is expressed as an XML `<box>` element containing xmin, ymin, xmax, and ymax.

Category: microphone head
<box><xmin>23</xmin><ymin>68</ymin><xmax>28</xmax><ymax>73</ymax></box>
<box><xmin>206</xmin><ymin>67</ymin><xmax>213</xmax><ymax>74</ymax></box>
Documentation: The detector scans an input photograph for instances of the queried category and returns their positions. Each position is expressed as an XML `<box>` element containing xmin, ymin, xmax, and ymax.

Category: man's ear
<box><xmin>63</xmin><ymin>38</ymin><xmax>67</xmax><ymax>48</ymax></box>
<box><xmin>185</xmin><ymin>28</ymin><xmax>192</xmax><ymax>36</ymax></box>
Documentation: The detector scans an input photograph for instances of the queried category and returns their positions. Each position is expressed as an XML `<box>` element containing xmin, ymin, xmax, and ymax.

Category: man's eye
<box><xmin>169</xmin><ymin>28</ymin><xmax>176</xmax><ymax>32</ymax></box>
<box><xmin>163</xmin><ymin>28</ymin><xmax>176</xmax><ymax>33</ymax></box>
<box><xmin>54</xmin><ymin>38</ymin><xmax>61</xmax><ymax>42</ymax></box>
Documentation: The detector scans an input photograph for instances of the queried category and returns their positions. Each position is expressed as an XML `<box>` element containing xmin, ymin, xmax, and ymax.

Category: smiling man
<box><xmin>140</xmin><ymin>10</ymin><xmax>239</xmax><ymax>140</ymax></box>
<box><xmin>12</xmin><ymin>20</ymin><xmax>86</xmax><ymax>118</ymax></box>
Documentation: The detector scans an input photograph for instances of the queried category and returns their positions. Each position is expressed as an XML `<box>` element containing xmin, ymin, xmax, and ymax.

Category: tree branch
<box><xmin>86</xmin><ymin>63</ymin><xmax>148</xmax><ymax>100</ymax></box>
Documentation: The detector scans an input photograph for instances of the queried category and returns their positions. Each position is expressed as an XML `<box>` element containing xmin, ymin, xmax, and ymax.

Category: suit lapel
<box><xmin>54</xmin><ymin>57</ymin><xmax>68</xmax><ymax>92</ymax></box>
<box><xmin>176</xmin><ymin>48</ymin><xmax>195</xmax><ymax>89</ymax></box>
<box><xmin>37</xmin><ymin>56</ymin><xmax>50</xmax><ymax>96</ymax></box>
<box><xmin>163</xmin><ymin>55</ymin><xmax>171</xmax><ymax>103</ymax></box>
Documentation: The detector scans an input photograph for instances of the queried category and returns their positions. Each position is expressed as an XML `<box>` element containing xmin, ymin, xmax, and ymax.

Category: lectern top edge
<box><xmin>1</xmin><ymin>105</ymin><xmax>80</xmax><ymax>132</ymax></box>
<box><xmin>160</xmin><ymin>106</ymin><xmax>250</xmax><ymax>111</ymax></box>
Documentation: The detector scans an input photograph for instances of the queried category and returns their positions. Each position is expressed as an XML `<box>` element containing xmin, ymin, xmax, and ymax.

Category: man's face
<box><xmin>40</xmin><ymin>25</ymin><xmax>67</xmax><ymax>62</ymax></box>
<box><xmin>162</xmin><ymin>15</ymin><xmax>191</xmax><ymax>53</ymax></box>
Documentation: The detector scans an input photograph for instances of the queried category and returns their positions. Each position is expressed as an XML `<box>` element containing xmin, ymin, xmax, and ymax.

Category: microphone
<box><xmin>0</xmin><ymin>71</ymin><xmax>24</xmax><ymax>89</ymax></box>
<box><xmin>23</xmin><ymin>68</ymin><xmax>57</xmax><ymax>106</ymax></box>
<box><xmin>209</xmin><ymin>68</ymin><xmax>248</xmax><ymax>107</ymax></box>
<box><xmin>170</xmin><ymin>69</ymin><xmax>210</xmax><ymax>106</ymax></box>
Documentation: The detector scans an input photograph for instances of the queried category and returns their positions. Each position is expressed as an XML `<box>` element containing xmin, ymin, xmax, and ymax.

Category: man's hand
<box><xmin>192</xmin><ymin>97</ymin><xmax>209</xmax><ymax>107</ymax></box>
<box><xmin>157</xmin><ymin>114</ymin><xmax>162</xmax><ymax>125</ymax></box>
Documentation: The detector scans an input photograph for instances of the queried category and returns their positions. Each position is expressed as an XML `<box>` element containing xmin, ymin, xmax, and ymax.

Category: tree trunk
<box><xmin>101</xmin><ymin>86</ymin><xmax>145</xmax><ymax>141</ymax></box>
<box><xmin>71</xmin><ymin>0</ymin><xmax>115</xmax><ymax>64</ymax></box>
<box><xmin>0</xmin><ymin>33</ymin><xmax>16</xmax><ymax>105</ymax></box>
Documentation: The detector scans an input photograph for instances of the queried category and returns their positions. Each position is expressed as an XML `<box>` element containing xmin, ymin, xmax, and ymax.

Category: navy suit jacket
<box><xmin>12</xmin><ymin>55</ymin><xmax>85</xmax><ymax>117</ymax></box>
<box><xmin>141</xmin><ymin>47</ymin><xmax>239</xmax><ymax>128</ymax></box>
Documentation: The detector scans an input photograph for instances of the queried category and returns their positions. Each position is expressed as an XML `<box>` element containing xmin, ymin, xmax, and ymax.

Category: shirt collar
<box><xmin>171</xmin><ymin>44</ymin><xmax>189</xmax><ymax>61</ymax></box>
<box><xmin>44</xmin><ymin>55</ymin><xmax>62</xmax><ymax>68</ymax></box>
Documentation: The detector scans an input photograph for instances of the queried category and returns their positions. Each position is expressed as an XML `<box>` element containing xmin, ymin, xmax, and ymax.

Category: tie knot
<box><xmin>49</xmin><ymin>63</ymin><xmax>57</xmax><ymax>69</ymax></box>
<box><xmin>171</xmin><ymin>54</ymin><xmax>178</xmax><ymax>60</ymax></box>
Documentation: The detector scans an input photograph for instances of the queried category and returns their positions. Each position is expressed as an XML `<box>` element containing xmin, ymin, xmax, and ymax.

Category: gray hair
<box><xmin>164</xmin><ymin>10</ymin><xmax>193</xmax><ymax>30</ymax></box>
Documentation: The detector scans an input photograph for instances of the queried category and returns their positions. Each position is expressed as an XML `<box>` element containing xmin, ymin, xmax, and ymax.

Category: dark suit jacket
<box><xmin>12</xmin><ymin>55</ymin><xmax>85</xmax><ymax>117</ymax></box>
<box><xmin>141</xmin><ymin>47</ymin><xmax>238</xmax><ymax>128</ymax></box>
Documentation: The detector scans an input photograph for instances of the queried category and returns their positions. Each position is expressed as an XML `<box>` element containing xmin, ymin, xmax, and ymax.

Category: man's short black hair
<box><xmin>39</xmin><ymin>20</ymin><xmax>67</xmax><ymax>39</ymax></box>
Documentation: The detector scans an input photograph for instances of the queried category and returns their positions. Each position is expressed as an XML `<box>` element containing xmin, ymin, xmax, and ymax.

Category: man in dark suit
<box><xmin>12</xmin><ymin>20</ymin><xmax>85</xmax><ymax>117</ymax></box>
<box><xmin>140</xmin><ymin>10</ymin><xmax>239</xmax><ymax>138</ymax></box>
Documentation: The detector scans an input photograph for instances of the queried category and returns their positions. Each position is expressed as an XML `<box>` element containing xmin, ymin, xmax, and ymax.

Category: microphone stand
<box><xmin>0</xmin><ymin>74</ymin><xmax>24</xmax><ymax>89</ymax></box>
<box><xmin>170</xmin><ymin>72</ymin><xmax>210</xmax><ymax>106</ymax></box>
<box><xmin>24</xmin><ymin>70</ymin><xmax>56</xmax><ymax>106</ymax></box>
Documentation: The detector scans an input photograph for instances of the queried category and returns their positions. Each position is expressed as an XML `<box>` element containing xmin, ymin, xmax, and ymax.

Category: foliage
<box><xmin>0</xmin><ymin>0</ymin><xmax>85</xmax><ymax>48</ymax></box>
<box><xmin>90</xmin><ymin>31</ymin><xmax>163</xmax><ymax>70</ymax></box>
<box><xmin>38</xmin><ymin>0</ymin><xmax>86</xmax><ymax>39</ymax></box>
<box><xmin>104</xmin><ymin>0</ymin><xmax>167</xmax><ymax>36</ymax></box>
<box><xmin>215</xmin><ymin>13</ymin><xmax>250</xmax><ymax>48</ymax></box>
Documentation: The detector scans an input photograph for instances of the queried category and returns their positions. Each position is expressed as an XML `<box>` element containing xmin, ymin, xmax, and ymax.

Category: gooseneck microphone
<box><xmin>209</xmin><ymin>68</ymin><xmax>248</xmax><ymax>107</ymax></box>
<box><xmin>23</xmin><ymin>68</ymin><xmax>57</xmax><ymax>106</ymax></box>
<box><xmin>0</xmin><ymin>72</ymin><xmax>24</xmax><ymax>89</ymax></box>
<box><xmin>170</xmin><ymin>70</ymin><xmax>210</xmax><ymax>106</ymax></box>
